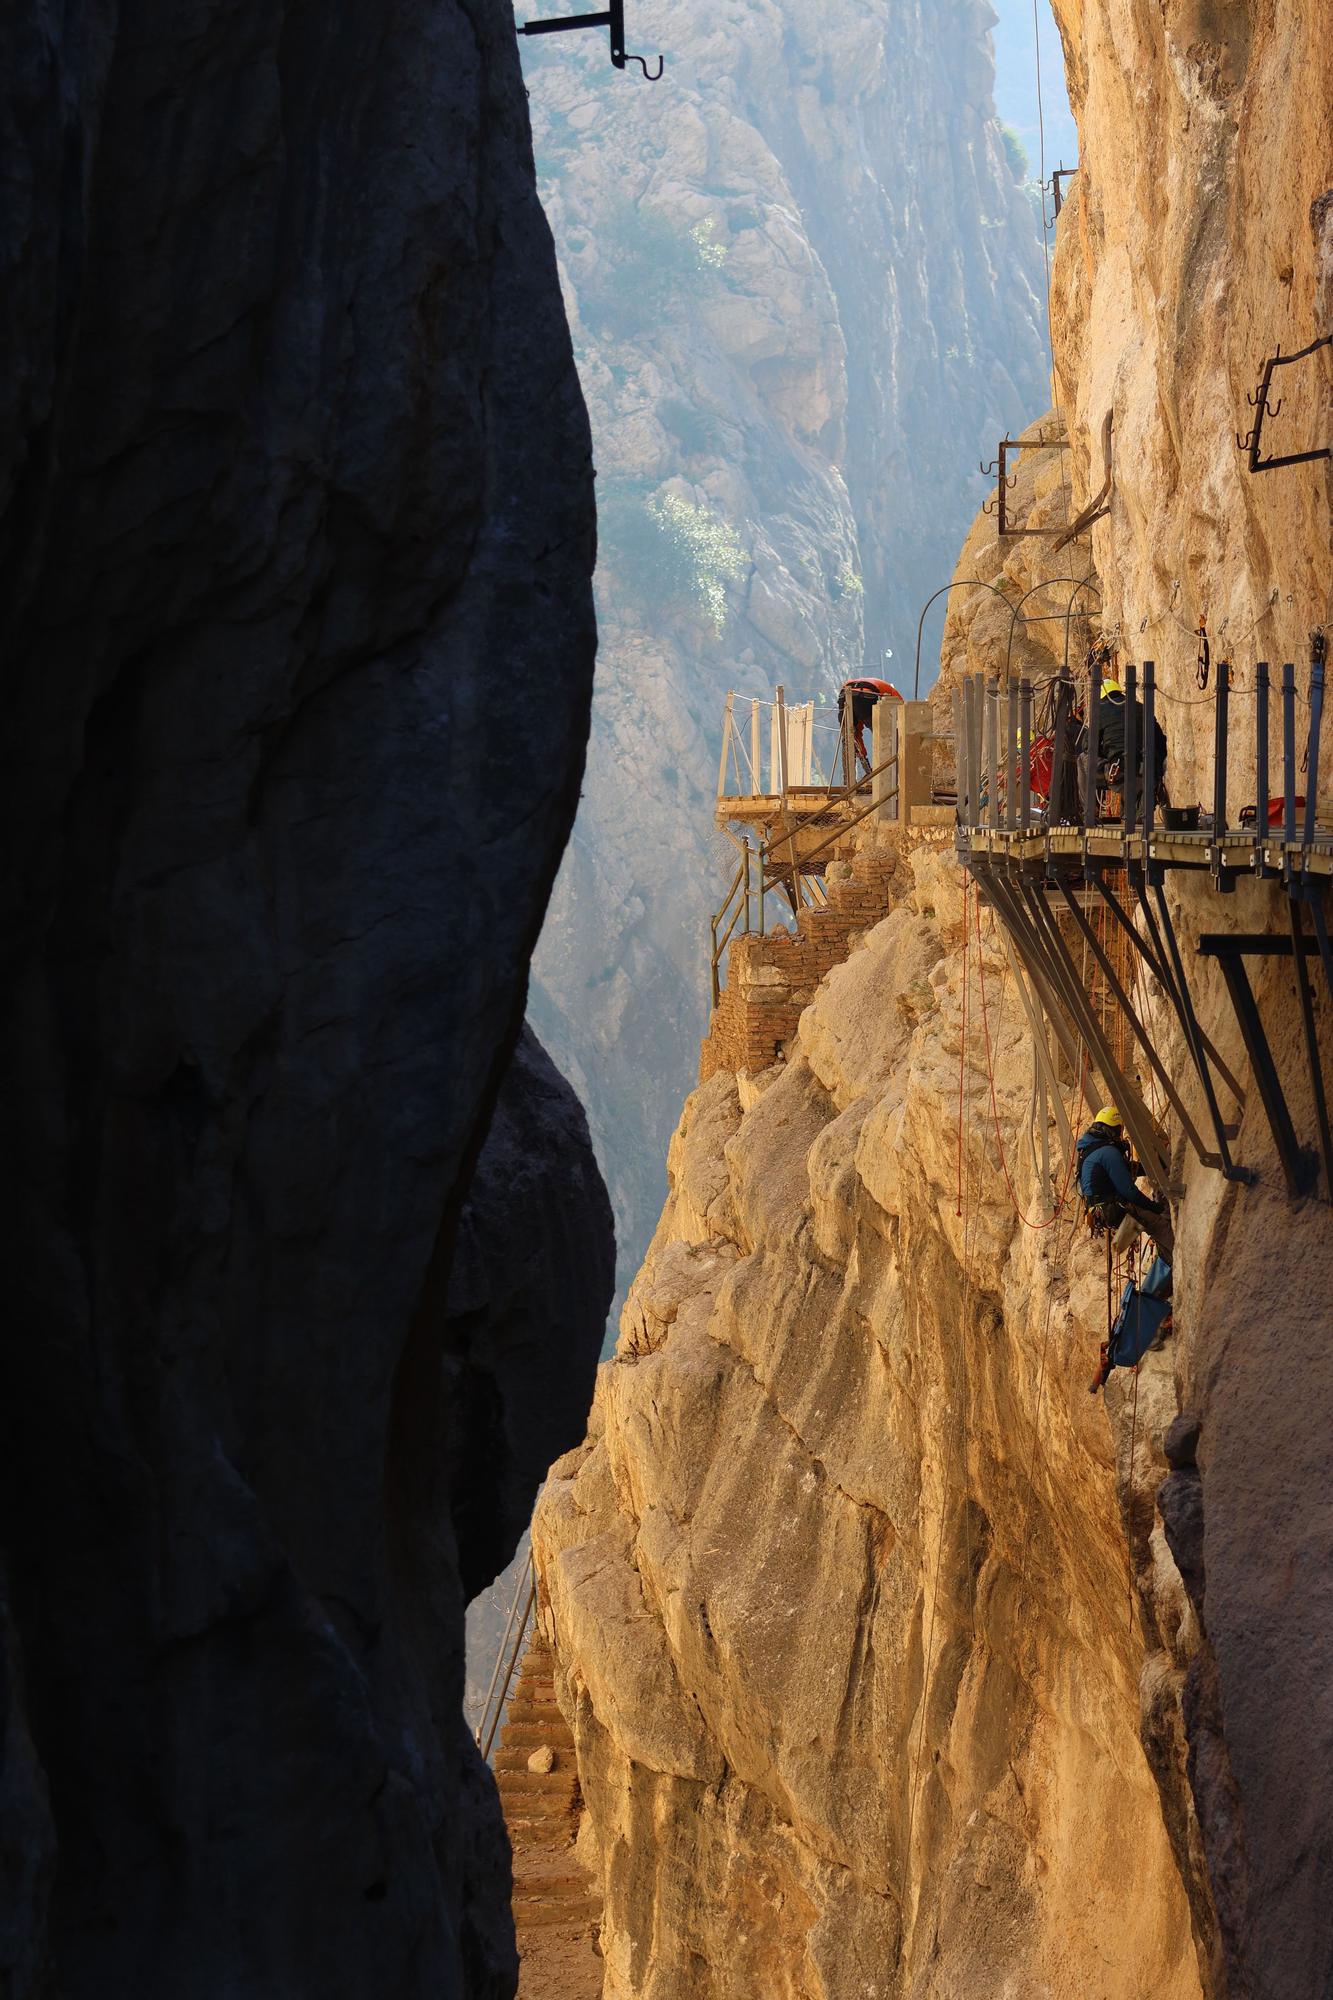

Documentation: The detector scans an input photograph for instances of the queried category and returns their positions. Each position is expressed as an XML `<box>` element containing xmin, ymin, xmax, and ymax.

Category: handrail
<box><xmin>710</xmin><ymin>847</ymin><xmax>752</xmax><ymax>1006</ymax></box>
<box><xmin>763</xmin><ymin>760</ymin><xmax>899</xmax><ymax>884</ymax></box>
<box><xmin>758</xmin><ymin>743</ymin><xmax>901</xmax><ymax>869</ymax></box>
<box><xmin>476</xmin><ymin>1554</ymin><xmax>537</xmax><ymax>1763</ymax></box>
<box><xmin>716</xmin><ymin>691</ymin><xmax>856</xmax><ymax>802</ymax></box>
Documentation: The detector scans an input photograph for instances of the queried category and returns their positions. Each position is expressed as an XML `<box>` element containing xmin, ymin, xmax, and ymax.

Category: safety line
<box><xmin>975</xmin><ymin>897</ymin><xmax>1074</xmax><ymax>1229</ymax></box>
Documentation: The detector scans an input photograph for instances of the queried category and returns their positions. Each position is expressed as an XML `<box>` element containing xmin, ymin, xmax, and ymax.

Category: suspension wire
<box><xmin>1027</xmin><ymin>0</ymin><xmax>1070</xmax><ymax>513</ymax></box>
<box><xmin>1125</xmin><ymin>1322</ymin><xmax>1144</xmax><ymax>1633</ymax></box>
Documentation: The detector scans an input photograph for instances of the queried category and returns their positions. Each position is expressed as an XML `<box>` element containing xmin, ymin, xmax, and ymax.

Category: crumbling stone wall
<box><xmin>700</xmin><ymin>834</ymin><xmax>952</xmax><ymax>1080</ymax></box>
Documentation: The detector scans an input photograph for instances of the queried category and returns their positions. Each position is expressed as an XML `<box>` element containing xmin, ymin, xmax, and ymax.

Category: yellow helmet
<box><xmin>1101</xmin><ymin>678</ymin><xmax>1124</xmax><ymax>699</ymax></box>
<box><xmin>1093</xmin><ymin>1106</ymin><xmax>1123</xmax><ymax>1128</ymax></box>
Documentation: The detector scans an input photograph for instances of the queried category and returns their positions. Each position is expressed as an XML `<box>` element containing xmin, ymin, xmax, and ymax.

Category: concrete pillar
<box><xmin>872</xmin><ymin>697</ymin><xmax>900</xmax><ymax>820</ymax></box>
<box><xmin>901</xmin><ymin>700</ymin><xmax>933</xmax><ymax>825</ymax></box>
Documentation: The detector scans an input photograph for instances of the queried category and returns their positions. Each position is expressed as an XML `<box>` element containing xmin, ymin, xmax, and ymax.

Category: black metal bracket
<box><xmin>520</xmin><ymin>1</ymin><xmax>663</xmax><ymax>77</ymax></box>
<box><xmin>1198</xmin><ymin>928</ymin><xmax>1326</xmax><ymax>1198</ymax></box>
<box><xmin>981</xmin><ymin>432</ymin><xmax>1066</xmax><ymax>536</ymax></box>
<box><xmin>1235</xmin><ymin>333</ymin><xmax>1331</xmax><ymax>472</ymax></box>
<box><xmin>1056</xmin><ymin>879</ymin><xmax>1216</xmax><ymax>1166</ymax></box>
<box><xmin>983</xmin><ymin>413</ymin><xmax>1113</xmax><ymax>543</ymax></box>
<box><xmin>1050</xmin><ymin>165</ymin><xmax>1079</xmax><ymax>221</ymax></box>
<box><xmin>981</xmin><ymin>868</ymin><xmax>1171</xmax><ymax>1197</ymax></box>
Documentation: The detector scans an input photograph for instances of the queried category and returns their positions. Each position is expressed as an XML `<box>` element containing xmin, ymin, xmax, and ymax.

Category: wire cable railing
<box><xmin>474</xmin><ymin>1549</ymin><xmax>537</xmax><ymax>1765</ymax></box>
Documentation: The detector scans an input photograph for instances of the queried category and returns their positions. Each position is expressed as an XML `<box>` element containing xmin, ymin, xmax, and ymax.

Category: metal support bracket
<box><xmin>1198</xmin><ymin>929</ymin><xmax>1323</xmax><ymax>1198</ymax></box>
<box><xmin>520</xmin><ymin>1</ymin><xmax>663</xmax><ymax>77</ymax></box>
<box><xmin>982</xmin><ymin>413</ymin><xmax>1113</xmax><ymax>543</ymax></box>
<box><xmin>1235</xmin><ymin>333</ymin><xmax>1331</xmax><ymax>472</ymax></box>
<box><xmin>1050</xmin><ymin>165</ymin><xmax>1079</xmax><ymax>220</ymax></box>
<box><xmin>1056</xmin><ymin>880</ymin><xmax>1216</xmax><ymax>1166</ymax></box>
<box><xmin>1093</xmin><ymin>872</ymin><xmax>1245</xmax><ymax>1101</ymax></box>
<box><xmin>1021</xmin><ymin>884</ymin><xmax>1171</xmax><ymax>1194</ymax></box>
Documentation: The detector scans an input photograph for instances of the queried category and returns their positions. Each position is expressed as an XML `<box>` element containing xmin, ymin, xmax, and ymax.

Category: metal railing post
<box><xmin>1212</xmin><ymin>657</ymin><xmax>1229</xmax><ymax>835</ymax></box>
<box><xmin>1283</xmin><ymin>661</ymin><xmax>1297</xmax><ymax>846</ymax></box>
<box><xmin>1018</xmin><ymin>677</ymin><xmax>1032</xmax><ymax>830</ymax></box>
<box><xmin>985</xmin><ymin>677</ymin><xmax>1000</xmax><ymax>830</ymax></box>
<box><xmin>1052</xmin><ymin>665</ymin><xmax>1074</xmax><ymax>825</ymax></box>
<box><xmin>1122</xmin><ymin>660</ymin><xmax>1138</xmax><ymax>834</ymax></box>
<box><xmin>952</xmin><ymin>686</ymin><xmax>962</xmax><ymax>821</ymax></box>
<box><xmin>962</xmin><ymin>675</ymin><xmax>977</xmax><ymax>824</ymax></box>
<box><xmin>718</xmin><ymin>691</ymin><xmax>735</xmax><ymax>800</ymax></box>
<box><xmin>1084</xmin><ymin>669</ymin><xmax>1101</xmax><ymax>828</ymax></box>
<box><xmin>1304</xmin><ymin>634</ymin><xmax>1326</xmax><ymax>852</ymax></box>
<box><xmin>776</xmin><ymin>684</ymin><xmax>790</xmax><ymax>803</ymax></box>
<box><xmin>1142</xmin><ymin>660</ymin><xmax>1157</xmax><ymax>840</ymax></box>
<box><xmin>1255</xmin><ymin>660</ymin><xmax>1270</xmax><ymax>846</ymax></box>
<box><xmin>1004</xmin><ymin>677</ymin><xmax>1017</xmax><ymax>831</ymax></box>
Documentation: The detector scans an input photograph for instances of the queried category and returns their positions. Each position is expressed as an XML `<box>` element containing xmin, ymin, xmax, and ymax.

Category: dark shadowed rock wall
<box><xmin>0</xmin><ymin>2</ymin><xmax>613</xmax><ymax>1995</ymax></box>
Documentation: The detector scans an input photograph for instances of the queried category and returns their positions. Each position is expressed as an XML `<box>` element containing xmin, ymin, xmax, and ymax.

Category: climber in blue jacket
<box><xmin>1076</xmin><ymin>1107</ymin><xmax>1173</xmax><ymax>1258</ymax></box>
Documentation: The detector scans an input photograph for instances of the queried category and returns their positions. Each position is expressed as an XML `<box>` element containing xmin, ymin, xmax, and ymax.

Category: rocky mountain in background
<box><xmin>522</xmin><ymin>0</ymin><xmax>1051</xmax><ymax>1306</ymax></box>
<box><xmin>0</xmin><ymin>5</ymin><xmax>611</xmax><ymax>1994</ymax></box>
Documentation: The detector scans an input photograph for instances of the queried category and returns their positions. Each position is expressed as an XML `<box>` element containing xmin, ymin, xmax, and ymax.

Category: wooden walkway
<box><xmin>496</xmin><ymin>1629</ymin><xmax>603</xmax><ymax>2000</ymax></box>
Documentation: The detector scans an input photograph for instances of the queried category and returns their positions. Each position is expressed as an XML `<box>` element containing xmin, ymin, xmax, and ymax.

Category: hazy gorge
<box><xmin>523</xmin><ymin>0</ymin><xmax>1053</xmax><ymax>1302</ymax></box>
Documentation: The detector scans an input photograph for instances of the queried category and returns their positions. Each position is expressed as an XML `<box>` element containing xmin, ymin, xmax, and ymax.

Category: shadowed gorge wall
<box><xmin>0</xmin><ymin>3</ymin><xmax>613</xmax><ymax>1995</ymax></box>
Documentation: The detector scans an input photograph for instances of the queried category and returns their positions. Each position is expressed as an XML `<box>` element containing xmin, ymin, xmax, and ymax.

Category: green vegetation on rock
<box><xmin>598</xmin><ymin>486</ymin><xmax>748</xmax><ymax>633</ymax></box>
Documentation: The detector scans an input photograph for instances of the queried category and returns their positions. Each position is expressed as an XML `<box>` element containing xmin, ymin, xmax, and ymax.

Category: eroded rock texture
<box><xmin>0</xmin><ymin>3</ymin><xmax>612</xmax><ymax>1995</ymax></box>
<box><xmin>536</xmin><ymin>838</ymin><xmax>1203</xmax><ymax>2000</ymax></box>
<box><xmin>1046</xmin><ymin>5</ymin><xmax>1333</xmax><ymax>1993</ymax></box>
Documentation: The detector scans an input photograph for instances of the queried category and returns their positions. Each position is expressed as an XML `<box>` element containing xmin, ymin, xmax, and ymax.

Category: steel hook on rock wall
<box><xmin>520</xmin><ymin>1</ymin><xmax>664</xmax><ymax>78</ymax></box>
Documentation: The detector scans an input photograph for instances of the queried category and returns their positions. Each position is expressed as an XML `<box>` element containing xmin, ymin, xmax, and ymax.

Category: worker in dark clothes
<box><xmin>1075</xmin><ymin>673</ymin><xmax>1169</xmax><ymax>819</ymax></box>
<box><xmin>837</xmin><ymin>676</ymin><xmax>902</xmax><ymax>777</ymax></box>
<box><xmin>1076</xmin><ymin>1107</ymin><xmax>1174</xmax><ymax>1259</ymax></box>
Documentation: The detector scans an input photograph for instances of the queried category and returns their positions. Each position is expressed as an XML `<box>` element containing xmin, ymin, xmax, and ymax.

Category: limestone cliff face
<box><xmin>536</xmin><ymin>829</ymin><xmax>1204</xmax><ymax>1999</ymax></box>
<box><xmin>1041</xmin><ymin>7</ymin><xmax>1333</xmax><ymax>1994</ymax></box>
<box><xmin>0</xmin><ymin>4</ymin><xmax>611</xmax><ymax>1995</ymax></box>
<box><xmin>525</xmin><ymin>0</ymin><xmax>1051</xmax><ymax>1299</ymax></box>
<box><xmin>534</xmin><ymin>5</ymin><xmax>1333</xmax><ymax>1997</ymax></box>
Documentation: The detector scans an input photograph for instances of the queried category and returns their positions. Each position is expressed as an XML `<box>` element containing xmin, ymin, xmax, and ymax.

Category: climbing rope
<box><xmin>975</xmin><ymin>897</ymin><xmax>1074</xmax><ymax>1229</ymax></box>
<box><xmin>1125</xmin><ymin>1322</ymin><xmax>1144</xmax><ymax>1634</ymax></box>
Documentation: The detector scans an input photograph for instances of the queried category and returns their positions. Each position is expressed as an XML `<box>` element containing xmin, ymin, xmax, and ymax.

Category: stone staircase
<box><xmin>495</xmin><ymin>1629</ymin><xmax>602</xmax><ymax>1998</ymax></box>
<box><xmin>700</xmin><ymin>836</ymin><xmax>927</xmax><ymax>1080</ymax></box>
